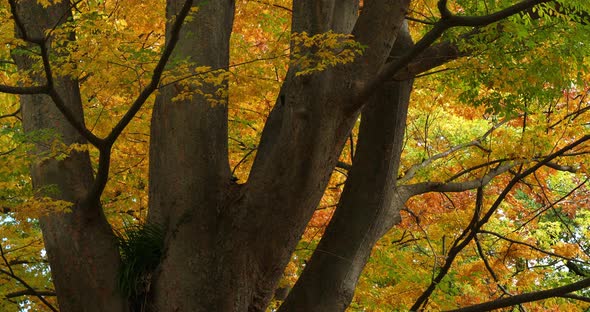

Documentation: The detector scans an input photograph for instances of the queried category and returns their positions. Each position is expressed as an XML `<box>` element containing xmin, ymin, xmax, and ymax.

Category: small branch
<box><xmin>249</xmin><ymin>0</ymin><xmax>292</xmax><ymax>12</ymax></box>
<box><xmin>231</xmin><ymin>147</ymin><xmax>257</xmax><ymax>178</ymax></box>
<box><xmin>85</xmin><ymin>0</ymin><xmax>195</xmax><ymax>203</ymax></box>
<box><xmin>47</xmin><ymin>88</ymin><xmax>102</xmax><ymax>147</ymax></box>
<box><xmin>160</xmin><ymin>52</ymin><xmax>289</xmax><ymax>89</ymax></box>
<box><xmin>336</xmin><ymin>161</ymin><xmax>352</xmax><ymax>171</ymax></box>
<box><xmin>405</xmin><ymin>15</ymin><xmax>435</xmax><ymax>25</ymax></box>
<box><xmin>542</xmin><ymin>161</ymin><xmax>577</xmax><ymax>173</ymax></box>
<box><xmin>410</xmin><ymin>187</ymin><xmax>485</xmax><ymax>311</ymax></box>
<box><xmin>559</xmin><ymin>294</ymin><xmax>590</xmax><ymax>303</ymax></box>
<box><xmin>0</xmin><ymin>148</ymin><xmax>17</xmax><ymax>156</ymax></box>
<box><xmin>105</xmin><ymin>0</ymin><xmax>194</xmax><ymax>145</ymax></box>
<box><xmin>0</xmin><ymin>244</ymin><xmax>14</xmax><ymax>276</ymax></box>
<box><xmin>6</xmin><ymin>289</ymin><xmax>56</xmax><ymax>299</ymax></box>
<box><xmin>410</xmin><ymin>135</ymin><xmax>590</xmax><ymax>310</ymax></box>
<box><xmin>399</xmin><ymin>116</ymin><xmax>514</xmax><ymax>183</ymax></box>
<box><xmin>475</xmin><ymin>134</ymin><xmax>590</xmax><ymax>233</ymax></box>
<box><xmin>403</xmin><ymin>162</ymin><xmax>515</xmax><ymax>196</ymax></box>
<box><xmin>404</xmin><ymin>132</ymin><xmax>590</xmax><ymax>196</ymax></box>
<box><xmin>446</xmin><ymin>158</ymin><xmax>513</xmax><ymax>182</ymax></box>
<box><xmin>0</xmin><ymin>85</ymin><xmax>48</xmax><ymax>95</ymax></box>
<box><xmin>517</xmin><ymin>176</ymin><xmax>589</xmax><ymax>231</ymax></box>
<box><xmin>442</xmin><ymin>0</ymin><xmax>552</xmax><ymax>27</ymax></box>
<box><xmin>445</xmin><ymin>277</ymin><xmax>590</xmax><ymax>312</ymax></box>
<box><xmin>0</xmin><ymin>106</ymin><xmax>20</xmax><ymax>120</ymax></box>
<box><xmin>479</xmin><ymin>230</ymin><xmax>580</xmax><ymax>263</ymax></box>
<box><xmin>10</xmin><ymin>1</ymin><xmax>102</xmax><ymax>146</ymax></box>
<box><xmin>475</xmin><ymin>235</ymin><xmax>502</xmax><ymax>288</ymax></box>
<box><xmin>0</xmin><ymin>268</ymin><xmax>58</xmax><ymax>312</ymax></box>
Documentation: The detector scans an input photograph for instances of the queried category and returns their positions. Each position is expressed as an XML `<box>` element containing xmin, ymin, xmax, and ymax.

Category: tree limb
<box><xmin>445</xmin><ymin>277</ymin><xmax>590</xmax><ymax>312</ymax></box>
<box><xmin>85</xmin><ymin>0</ymin><xmax>195</xmax><ymax>203</ymax></box>
<box><xmin>559</xmin><ymin>294</ymin><xmax>590</xmax><ymax>303</ymax></box>
<box><xmin>104</xmin><ymin>0</ymin><xmax>194</xmax><ymax>146</ymax></box>
<box><xmin>5</xmin><ymin>289</ymin><xmax>56</xmax><ymax>299</ymax></box>
<box><xmin>0</xmin><ymin>85</ymin><xmax>48</xmax><ymax>95</ymax></box>
<box><xmin>410</xmin><ymin>187</ymin><xmax>485</xmax><ymax>311</ymax></box>
<box><xmin>399</xmin><ymin>117</ymin><xmax>512</xmax><ymax>183</ymax></box>
<box><xmin>402</xmin><ymin>162</ymin><xmax>516</xmax><ymax>196</ymax></box>
<box><xmin>479</xmin><ymin>230</ymin><xmax>582</xmax><ymax>263</ymax></box>
<box><xmin>409</xmin><ymin>135</ymin><xmax>590</xmax><ymax>310</ymax></box>
<box><xmin>0</xmin><ymin>266</ymin><xmax>57</xmax><ymax>312</ymax></box>
<box><xmin>542</xmin><ymin>161</ymin><xmax>577</xmax><ymax>173</ymax></box>
<box><xmin>349</xmin><ymin>0</ymin><xmax>552</xmax><ymax>113</ymax></box>
<box><xmin>396</xmin><ymin>0</ymin><xmax>590</xmax><ymax>81</ymax></box>
<box><xmin>0</xmin><ymin>106</ymin><xmax>20</xmax><ymax>121</ymax></box>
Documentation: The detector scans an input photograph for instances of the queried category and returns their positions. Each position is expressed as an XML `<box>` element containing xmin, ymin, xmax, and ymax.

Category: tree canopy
<box><xmin>1</xmin><ymin>0</ymin><xmax>590</xmax><ymax>311</ymax></box>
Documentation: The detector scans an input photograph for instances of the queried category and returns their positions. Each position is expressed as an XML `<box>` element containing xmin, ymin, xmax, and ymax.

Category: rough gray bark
<box><xmin>12</xmin><ymin>1</ymin><xmax>127</xmax><ymax>311</ymax></box>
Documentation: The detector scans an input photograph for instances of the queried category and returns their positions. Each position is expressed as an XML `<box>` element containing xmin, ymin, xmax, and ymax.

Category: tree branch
<box><xmin>10</xmin><ymin>1</ymin><xmax>103</xmax><ymax>147</ymax></box>
<box><xmin>402</xmin><ymin>162</ymin><xmax>516</xmax><ymax>196</ymax></box>
<box><xmin>5</xmin><ymin>289</ymin><xmax>56</xmax><ymax>299</ymax></box>
<box><xmin>445</xmin><ymin>277</ymin><xmax>590</xmax><ymax>312</ymax></box>
<box><xmin>0</xmin><ymin>85</ymin><xmax>48</xmax><ymax>95</ymax></box>
<box><xmin>475</xmin><ymin>234</ymin><xmax>506</xmax><ymax>291</ymax></box>
<box><xmin>542</xmin><ymin>161</ymin><xmax>577</xmax><ymax>173</ymax></box>
<box><xmin>410</xmin><ymin>187</ymin><xmax>485</xmax><ymax>311</ymax></box>
<box><xmin>349</xmin><ymin>0</ymin><xmax>551</xmax><ymax>114</ymax></box>
<box><xmin>104</xmin><ymin>0</ymin><xmax>194</xmax><ymax>146</ymax></box>
<box><xmin>0</xmin><ymin>106</ymin><xmax>20</xmax><ymax>121</ymax></box>
<box><xmin>85</xmin><ymin>0</ymin><xmax>195</xmax><ymax>203</ymax></box>
<box><xmin>479</xmin><ymin>230</ymin><xmax>581</xmax><ymax>263</ymax></box>
<box><xmin>399</xmin><ymin>118</ymin><xmax>512</xmax><ymax>183</ymax></box>
<box><xmin>396</xmin><ymin>0</ymin><xmax>590</xmax><ymax>81</ymax></box>
<box><xmin>409</xmin><ymin>135</ymin><xmax>590</xmax><ymax>310</ymax></box>
<box><xmin>0</xmin><ymin>264</ymin><xmax>57</xmax><ymax>312</ymax></box>
<box><xmin>475</xmin><ymin>134</ymin><xmax>590</xmax><ymax>231</ymax></box>
<box><xmin>559</xmin><ymin>294</ymin><xmax>590</xmax><ymax>303</ymax></box>
<box><xmin>440</xmin><ymin>0</ymin><xmax>552</xmax><ymax>27</ymax></box>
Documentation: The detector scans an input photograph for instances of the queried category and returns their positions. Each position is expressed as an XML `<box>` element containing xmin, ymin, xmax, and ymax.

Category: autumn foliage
<box><xmin>1</xmin><ymin>0</ymin><xmax>590</xmax><ymax>311</ymax></box>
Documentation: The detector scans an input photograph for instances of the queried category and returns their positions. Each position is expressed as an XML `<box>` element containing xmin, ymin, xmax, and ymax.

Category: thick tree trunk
<box><xmin>12</xmin><ymin>1</ymin><xmax>127</xmax><ymax>311</ymax></box>
<box><xmin>148</xmin><ymin>0</ymin><xmax>410</xmax><ymax>311</ymax></box>
<box><xmin>279</xmin><ymin>24</ymin><xmax>415</xmax><ymax>312</ymax></box>
<box><xmin>147</xmin><ymin>1</ymin><xmax>236</xmax><ymax>311</ymax></box>
<box><xmin>233</xmin><ymin>1</ymin><xmax>409</xmax><ymax>310</ymax></box>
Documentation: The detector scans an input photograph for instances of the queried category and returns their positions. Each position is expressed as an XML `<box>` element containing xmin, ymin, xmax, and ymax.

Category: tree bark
<box><xmin>147</xmin><ymin>1</ymin><xmax>236</xmax><ymax>311</ymax></box>
<box><xmin>279</xmin><ymin>22</ymin><xmax>414</xmax><ymax>312</ymax></box>
<box><xmin>239</xmin><ymin>1</ymin><xmax>410</xmax><ymax>310</ymax></box>
<box><xmin>12</xmin><ymin>1</ymin><xmax>127</xmax><ymax>311</ymax></box>
<box><xmin>148</xmin><ymin>0</ymin><xmax>413</xmax><ymax>311</ymax></box>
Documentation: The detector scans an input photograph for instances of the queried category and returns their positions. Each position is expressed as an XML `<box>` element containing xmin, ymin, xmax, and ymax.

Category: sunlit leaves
<box><xmin>290</xmin><ymin>31</ymin><xmax>365</xmax><ymax>76</ymax></box>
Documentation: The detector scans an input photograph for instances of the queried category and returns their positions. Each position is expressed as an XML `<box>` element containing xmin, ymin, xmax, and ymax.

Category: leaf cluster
<box><xmin>290</xmin><ymin>31</ymin><xmax>365</xmax><ymax>76</ymax></box>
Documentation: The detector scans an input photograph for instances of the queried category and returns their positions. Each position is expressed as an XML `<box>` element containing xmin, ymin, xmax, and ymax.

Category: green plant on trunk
<box><xmin>116</xmin><ymin>222</ymin><xmax>165</xmax><ymax>310</ymax></box>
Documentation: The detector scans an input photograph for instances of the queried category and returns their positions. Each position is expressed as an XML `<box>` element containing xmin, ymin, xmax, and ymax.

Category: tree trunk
<box><xmin>147</xmin><ymin>0</ymin><xmax>237</xmax><ymax>311</ymax></box>
<box><xmin>12</xmin><ymin>1</ymin><xmax>127</xmax><ymax>311</ymax></box>
<box><xmin>279</xmin><ymin>23</ymin><xmax>415</xmax><ymax>312</ymax></box>
<box><xmin>148</xmin><ymin>0</ymin><xmax>410</xmax><ymax>311</ymax></box>
<box><xmin>11</xmin><ymin>0</ymin><xmax>418</xmax><ymax>311</ymax></box>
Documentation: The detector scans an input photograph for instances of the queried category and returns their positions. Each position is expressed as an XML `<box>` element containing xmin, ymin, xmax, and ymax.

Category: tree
<box><xmin>1</xmin><ymin>0</ymin><xmax>590</xmax><ymax>311</ymax></box>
